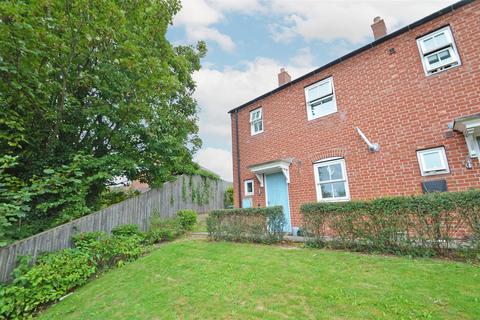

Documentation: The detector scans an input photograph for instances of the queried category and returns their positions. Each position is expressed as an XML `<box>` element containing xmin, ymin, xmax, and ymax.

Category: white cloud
<box><xmin>267</xmin><ymin>0</ymin><xmax>456</xmax><ymax>44</ymax></box>
<box><xmin>186</xmin><ymin>26</ymin><xmax>236</xmax><ymax>52</ymax></box>
<box><xmin>173</xmin><ymin>0</ymin><xmax>265</xmax><ymax>52</ymax></box>
<box><xmin>290</xmin><ymin>47</ymin><xmax>314</xmax><ymax>67</ymax></box>
<box><xmin>194</xmin><ymin>147</ymin><xmax>233</xmax><ymax>181</ymax></box>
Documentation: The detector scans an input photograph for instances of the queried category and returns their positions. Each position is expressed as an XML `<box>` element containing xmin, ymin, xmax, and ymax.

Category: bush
<box><xmin>301</xmin><ymin>189</ymin><xmax>480</xmax><ymax>259</ymax></box>
<box><xmin>0</xmin><ymin>249</ymin><xmax>96</xmax><ymax>319</ymax></box>
<box><xmin>224</xmin><ymin>186</ymin><xmax>234</xmax><ymax>208</ymax></box>
<box><xmin>73</xmin><ymin>230</ymin><xmax>145</xmax><ymax>268</ymax></box>
<box><xmin>177</xmin><ymin>210</ymin><xmax>197</xmax><ymax>231</ymax></box>
<box><xmin>145</xmin><ymin>215</ymin><xmax>186</xmax><ymax>244</ymax></box>
<box><xmin>0</xmin><ymin>226</ymin><xmax>149</xmax><ymax>319</ymax></box>
<box><xmin>207</xmin><ymin>206</ymin><xmax>285</xmax><ymax>243</ymax></box>
<box><xmin>111</xmin><ymin>224</ymin><xmax>143</xmax><ymax>237</ymax></box>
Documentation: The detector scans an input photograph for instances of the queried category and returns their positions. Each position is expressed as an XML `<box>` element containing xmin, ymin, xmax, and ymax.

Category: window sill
<box><xmin>424</xmin><ymin>62</ymin><xmax>461</xmax><ymax>77</ymax></box>
<box><xmin>317</xmin><ymin>198</ymin><xmax>350</xmax><ymax>203</ymax></box>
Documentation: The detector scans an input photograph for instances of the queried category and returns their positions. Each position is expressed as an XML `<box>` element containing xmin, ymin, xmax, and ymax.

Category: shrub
<box><xmin>224</xmin><ymin>186</ymin><xmax>234</xmax><ymax>208</ymax></box>
<box><xmin>0</xmin><ymin>226</ymin><xmax>149</xmax><ymax>319</ymax></box>
<box><xmin>73</xmin><ymin>230</ymin><xmax>145</xmax><ymax>268</ymax></box>
<box><xmin>0</xmin><ymin>249</ymin><xmax>96</xmax><ymax>319</ymax></box>
<box><xmin>301</xmin><ymin>189</ymin><xmax>480</xmax><ymax>259</ymax></box>
<box><xmin>111</xmin><ymin>224</ymin><xmax>143</xmax><ymax>237</ymax></box>
<box><xmin>177</xmin><ymin>210</ymin><xmax>197</xmax><ymax>231</ymax></box>
<box><xmin>145</xmin><ymin>215</ymin><xmax>186</xmax><ymax>244</ymax></box>
<box><xmin>207</xmin><ymin>206</ymin><xmax>285</xmax><ymax>243</ymax></box>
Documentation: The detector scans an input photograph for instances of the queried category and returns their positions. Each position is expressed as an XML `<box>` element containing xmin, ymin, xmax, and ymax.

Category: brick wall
<box><xmin>230</xmin><ymin>1</ymin><xmax>480</xmax><ymax>228</ymax></box>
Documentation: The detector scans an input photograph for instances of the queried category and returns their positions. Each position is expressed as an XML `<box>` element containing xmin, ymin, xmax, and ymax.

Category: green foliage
<box><xmin>111</xmin><ymin>224</ymin><xmax>143</xmax><ymax>238</ymax></box>
<box><xmin>146</xmin><ymin>217</ymin><xmax>182</xmax><ymax>244</ymax></box>
<box><xmin>207</xmin><ymin>206</ymin><xmax>286</xmax><ymax>243</ymax></box>
<box><xmin>0</xmin><ymin>0</ymin><xmax>206</xmax><ymax>244</ymax></box>
<box><xmin>177</xmin><ymin>210</ymin><xmax>197</xmax><ymax>231</ymax></box>
<box><xmin>224</xmin><ymin>186</ymin><xmax>234</xmax><ymax>208</ymax></box>
<box><xmin>194</xmin><ymin>168</ymin><xmax>220</xmax><ymax>181</ymax></box>
<box><xmin>0</xmin><ymin>156</ymin><xmax>29</xmax><ymax>246</ymax></box>
<box><xmin>98</xmin><ymin>189</ymin><xmax>140</xmax><ymax>210</ymax></box>
<box><xmin>301</xmin><ymin>190</ymin><xmax>480</xmax><ymax>260</ymax></box>
<box><xmin>72</xmin><ymin>230</ymin><xmax>145</xmax><ymax>269</ymax></box>
<box><xmin>0</xmin><ymin>249</ymin><xmax>96</xmax><ymax>319</ymax></box>
<box><xmin>0</xmin><ymin>218</ymin><xmax>190</xmax><ymax>319</ymax></box>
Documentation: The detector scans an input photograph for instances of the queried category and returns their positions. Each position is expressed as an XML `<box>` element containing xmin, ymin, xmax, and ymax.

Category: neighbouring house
<box><xmin>229</xmin><ymin>0</ymin><xmax>480</xmax><ymax>233</ymax></box>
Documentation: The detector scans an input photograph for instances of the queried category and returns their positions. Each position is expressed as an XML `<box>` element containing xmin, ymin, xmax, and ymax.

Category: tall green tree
<box><xmin>0</xmin><ymin>0</ymin><xmax>206</xmax><ymax>242</ymax></box>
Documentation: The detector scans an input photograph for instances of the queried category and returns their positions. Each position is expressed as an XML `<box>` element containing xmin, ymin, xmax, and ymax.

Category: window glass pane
<box><xmin>251</xmin><ymin>110</ymin><xmax>261</xmax><ymax>121</ymax></box>
<box><xmin>311</xmin><ymin>96</ymin><xmax>335</xmax><ymax>117</ymax></box>
<box><xmin>247</xmin><ymin>182</ymin><xmax>253</xmax><ymax>193</ymax></box>
<box><xmin>318</xmin><ymin>166</ymin><xmax>330</xmax><ymax>182</ymax></box>
<box><xmin>477</xmin><ymin>136</ymin><xmax>480</xmax><ymax>150</ymax></box>
<box><xmin>329</xmin><ymin>163</ymin><xmax>343</xmax><ymax>180</ymax></box>
<box><xmin>438</xmin><ymin>49</ymin><xmax>451</xmax><ymax>61</ymax></box>
<box><xmin>427</xmin><ymin>54</ymin><xmax>439</xmax><ymax>65</ymax></box>
<box><xmin>254</xmin><ymin>121</ymin><xmax>262</xmax><ymax>132</ymax></box>
<box><xmin>332</xmin><ymin>182</ymin><xmax>346</xmax><ymax>198</ymax></box>
<box><xmin>321</xmin><ymin>183</ymin><xmax>334</xmax><ymax>198</ymax></box>
<box><xmin>423</xmin><ymin>151</ymin><xmax>443</xmax><ymax>170</ymax></box>
<box><xmin>423</xmin><ymin>37</ymin><xmax>435</xmax><ymax>52</ymax></box>
<box><xmin>308</xmin><ymin>80</ymin><xmax>332</xmax><ymax>102</ymax></box>
<box><xmin>434</xmin><ymin>32</ymin><xmax>448</xmax><ymax>47</ymax></box>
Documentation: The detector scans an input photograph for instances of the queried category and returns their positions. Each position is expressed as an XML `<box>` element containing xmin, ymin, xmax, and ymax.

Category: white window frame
<box><xmin>416</xmin><ymin>26</ymin><xmax>461</xmax><ymax>76</ymax></box>
<box><xmin>313</xmin><ymin>158</ymin><xmax>350</xmax><ymax>202</ymax></box>
<box><xmin>250</xmin><ymin>108</ymin><xmax>263</xmax><ymax>135</ymax></box>
<box><xmin>304</xmin><ymin>77</ymin><xmax>337</xmax><ymax>121</ymax></box>
<box><xmin>244</xmin><ymin>179</ymin><xmax>254</xmax><ymax>196</ymax></box>
<box><xmin>416</xmin><ymin>147</ymin><xmax>450</xmax><ymax>176</ymax></box>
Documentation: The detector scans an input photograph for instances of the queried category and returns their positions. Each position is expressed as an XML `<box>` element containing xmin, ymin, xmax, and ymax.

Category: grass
<box><xmin>40</xmin><ymin>240</ymin><xmax>480</xmax><ymax>320</ymax></box>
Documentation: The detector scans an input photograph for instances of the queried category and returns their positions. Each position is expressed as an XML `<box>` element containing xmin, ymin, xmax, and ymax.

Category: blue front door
<box><xmin>265</xmin><ymin>172</ymin><xmax>291</xmax><ymax>232</ymax></box>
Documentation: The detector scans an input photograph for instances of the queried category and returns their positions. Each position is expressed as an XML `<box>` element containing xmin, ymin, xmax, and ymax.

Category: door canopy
<box><xmin>248</xmin><ymin>158</ymin><xmax>292</xmax><ymax>187</ymax></box>
<box><xmin>453</xmin><ymin>113</ymin><xmax>480</xmax><ymax>159</ymax></box>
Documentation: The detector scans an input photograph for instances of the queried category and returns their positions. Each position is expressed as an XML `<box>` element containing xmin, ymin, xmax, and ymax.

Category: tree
<box><xmin>0</xmin><ymin>0</ymin><xmax>206</xmax><ymax>242</ymax></box>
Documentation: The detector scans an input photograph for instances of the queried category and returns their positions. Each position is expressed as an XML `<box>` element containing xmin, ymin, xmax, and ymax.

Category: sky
<box><xmin>167</xmin><ymin>0</ymin><xmax>457</xmax><ymax>181</ymax></box>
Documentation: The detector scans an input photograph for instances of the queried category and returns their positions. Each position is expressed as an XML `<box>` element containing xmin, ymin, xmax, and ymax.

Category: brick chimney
<box><xmin>371</xmin><ymin>16</ymin><xmax>387</xmax><ymax>40</ymax></box>
<box><xmin>278</xmin><ymin>68</ymin><xmax>291</xmax><ymax>87</ymax></box>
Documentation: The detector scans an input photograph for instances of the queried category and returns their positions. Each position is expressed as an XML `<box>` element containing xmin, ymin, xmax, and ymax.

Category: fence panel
<box><xmin>0</xmin><ymin>175</ymin><xmax>231</xmax><ymax>282</ymax></box>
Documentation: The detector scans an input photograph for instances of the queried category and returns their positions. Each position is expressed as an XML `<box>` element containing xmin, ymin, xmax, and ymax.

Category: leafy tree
<box><xmin>0</xmin><ymin>0</ymin><xmax>206</xmax><ymax>243</ymax></box>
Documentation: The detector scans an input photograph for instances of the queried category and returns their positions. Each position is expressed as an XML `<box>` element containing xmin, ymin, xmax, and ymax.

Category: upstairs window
<box><xmin>417</xmin><ymin>26</ymin><xmax>461</xmax><ymax>76</ymax></box>
<box><xmin>250</xmin><ymin>108</ymin><xmax>263</xmax><ymax>135</ymax></box>
<box><xmin>313</xmin><ymin>158</ymin><xmax>350</xmax><ymax>202</ymax></box>
<box><xmin>305</xmin><ymin>77</ymin><xmax>337</xmax><ymax>120</ymax></box>
<box><xmin>416</xmin><ymin>147</ymin><xmax>450</xmax><ymax>176</ymax></box>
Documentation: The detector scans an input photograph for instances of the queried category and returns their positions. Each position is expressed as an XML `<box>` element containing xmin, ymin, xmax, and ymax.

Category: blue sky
<box><xmin>168</xmin><ymin>0</ymin><xmax>456</xmax><ymax>181</ymax></box>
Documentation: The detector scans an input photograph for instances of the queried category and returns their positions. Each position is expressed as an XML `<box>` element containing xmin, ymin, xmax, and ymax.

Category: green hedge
<box><xmin>207</xmin><ymin>206</ymin><xmax>285</xmax><ymax>243</ymax></box>
<box><xmin>301</xmin><ymin>190</ymin><xmax>480</xmax><ymax>259</ymax></box>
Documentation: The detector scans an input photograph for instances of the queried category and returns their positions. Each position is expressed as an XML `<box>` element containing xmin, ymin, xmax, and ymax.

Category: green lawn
<box><xmin>40</xmin><ymin>240</ymin><xmax>479</xmax><ymax>320</ymax></box>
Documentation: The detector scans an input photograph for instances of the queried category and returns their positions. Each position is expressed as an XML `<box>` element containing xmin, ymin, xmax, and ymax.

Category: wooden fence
<box><xmin>0</xmin><ymin>175</ymin><xmax>231</xmax><ymax>282</ymax></box>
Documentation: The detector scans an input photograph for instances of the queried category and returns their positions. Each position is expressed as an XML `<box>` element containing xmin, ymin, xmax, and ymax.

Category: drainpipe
<box><xmin>235</xmin><ymin>110</ymin><xmax>242</xmax><ymax>208</ymax></box>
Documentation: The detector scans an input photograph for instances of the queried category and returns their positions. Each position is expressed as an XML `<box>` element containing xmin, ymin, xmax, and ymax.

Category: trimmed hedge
<box><xmin>207</xmin><ymin>206</ymin><xmax>285</xmax><ymax>243</ymax></box>
<box><xmin>301</xmin><ymin>189</ymin><xmax>480</xmax><ymax>259</ymax></box>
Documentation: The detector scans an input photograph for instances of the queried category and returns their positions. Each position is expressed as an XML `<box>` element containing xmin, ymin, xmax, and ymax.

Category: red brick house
<box><xmin>229</xmin><ymin>0</ymin><xmax>480</xmax><ymax>233</ymax></box>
